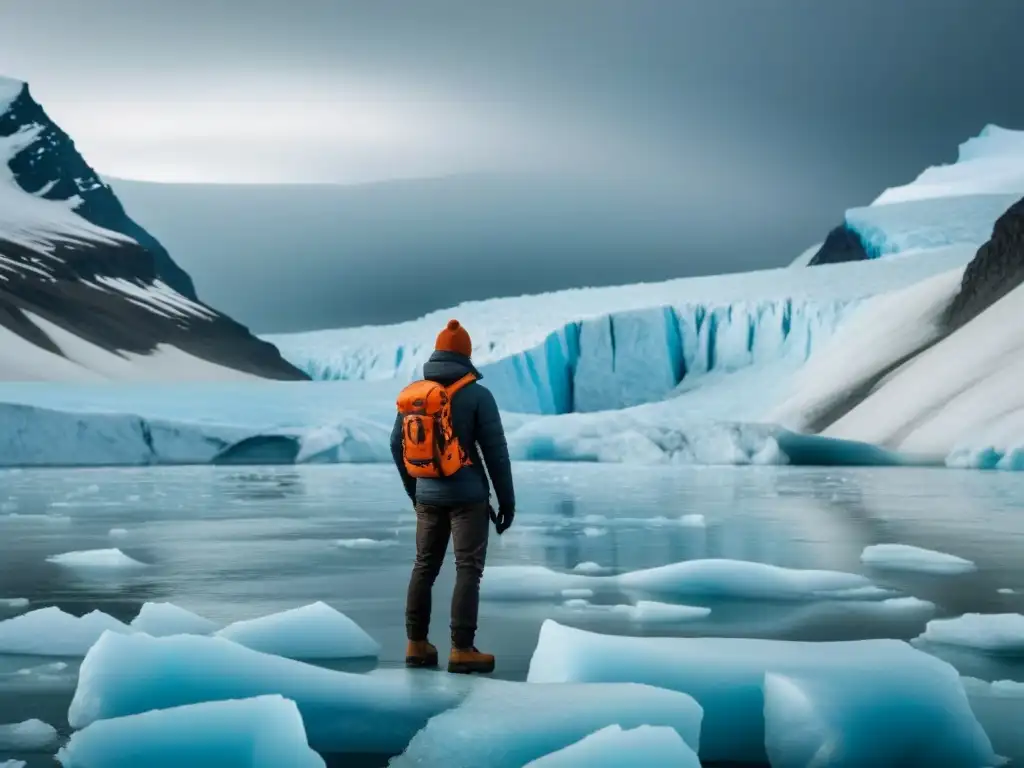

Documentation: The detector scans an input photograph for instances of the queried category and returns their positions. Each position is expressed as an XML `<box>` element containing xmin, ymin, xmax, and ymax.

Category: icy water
<box><xmin>2</xmin><ymin>463</ymin><xmax>1024</xmax><ymax>767</ymax></box>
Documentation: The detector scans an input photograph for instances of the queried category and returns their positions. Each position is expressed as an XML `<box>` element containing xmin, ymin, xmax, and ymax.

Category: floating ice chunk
<box><xmin>997</xmin><ymin>588</ymin><xmax>1016</xmax><ymax>595</ymax></box>
<box><xmin>0</xmin><ymin>607</ymin><xmax>132</xmax><ymax>656</ymax></box>
<box><xmin>528</xmin><ymin>621</ymin><xmax>994</xmax><ymax>765</ymax></box>
<box><xmin>1</xmin><ymin>760</ymin><xmax>25</xmax><ymax>768</ymax></box>
<box><xmin>861</xmin><ymin>543</ymin><xmax>977</xmax><ymax>575</ymax></box>
<box><xmin>16</xmin><ymin>661</ymin><xmax>68</xmax><ymax>676</ymax></box>
<box><xmin>620</xmin><ymin>600</ymin><xmax>711</xmax><ymax>623</ymax></box>
<box><xmin>0</xmin><ymin>719</ymin><xmax>57</xmax><ymax>751</ymax></box>
<box><xmin>0</xmin><ymin>599</ymin><xmax>27</xmax><ymax>609</ymax></box>
<box><xmin>856</xmin><ymin>597</ymin><xmax>936</xmax><ymax>618</ymax></box>
<box><xmin>481</xmin><ymin>566</ymin><xmax>591</xmax><ymax>600</ymax></box>
<box><xmin>108</xmin><ymin>528</ymin><xmax>128</xmax><ymax>538</ymax></box>
<box><xmin>572</xmin><ymin>562</ymin><xmax>606</xmax><ymax>574</ymax></box>
<box><xmin>962</xmin><ymin>677</ymin><xmax>1024</xmax><ymax>761</ymax></box>
<box><xmin>521</xmin><ymin>724</ymin><xmax>701</xmax><ymax>768</ymax></box>
<box><xmin>130</xmin><ymin>602</ymin><xmax>218</xmax><ymax>637</ymax></box>
<box><xmin>46</xmin><ymin>549</ymin><xmax>146</xmax><ymax>568</ymax></box>
<box><xmin>826</xmin><ymin>585</ymin><xmax>900</xmax><ymax>600</ymax></box>
<box><xmin>560</xmin><ymin>589</ymin><xmax>594</xmax><ymax>599</ymax></box>
<box><xmin>332</xmin><ymin>538</ymin><xmax>396</xmax><ymax>550</ymax></box>
<box><xmin>616</xmin><ymin>559</ymin><xmax>873</xmax><ymax>601</ymax></box>
<box><xmin>563</xmin><ymin>599</ymin><xmax>592</xmax><ymax>610</ymax></box>
<box><xmin>216</xmin><ymin>602</ymin><xmax>379</xmax><ymax>659</ymax></box>
<box><xmin>763</xmin><ymin>671</ymin><xmax>992</xmax><ymax>768</ymax></box>
<box><xmin>484</xmin><ymin>560</ymin><xmax>876</xmax><ymax>602</ymax></box>
<box><xmin>582</xmin><ymin>527</ymin><xmax>607</xmax><ymax>537</ymax></box>
<box><xmin>56</xmin><ymin>695</ymin><xmax>325</xmax><ymax>768</ymax></box>
<box><xmin>69</xmin><ymin>631</ymin><xmax>465</xmax><ymax>752</ymax></box>
<box><xmin>389</xmin><ymin>679</ymin><xmax>702</xmax><ymax>768</ymax></box>
<box><xmin>679</xmin><ymin>514</ymin><xmax>706</xmax><ymax>527</ymax></box>
<box><xmin>915</xmin><ymin>613</ymin><xmax>1024</xmax><ymax>654</ymax></box>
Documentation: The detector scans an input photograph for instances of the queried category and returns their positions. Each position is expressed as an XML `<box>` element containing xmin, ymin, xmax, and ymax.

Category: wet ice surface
<box><xmin>1</xmin><ymin>464</ymin><xmax>1024</xmax><ymax>767</ymax></box>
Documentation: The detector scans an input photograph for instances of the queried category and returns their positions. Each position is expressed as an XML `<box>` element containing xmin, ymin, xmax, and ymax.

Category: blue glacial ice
<box><xmin>129</xmin><ymin>602</ymin><xmax>219</xmax><ymax>637</ymax></box>
<box><xmin>521</xmin><ymin>725</ymin><xmax>701</xmax><ymax>768</ymax></box>
<box><xmin>962</xmin><ymin>678</ymin><xmax>1024</xmax><ymax>764</ymax></box>
<box><xmin>860</xmin><ymin>543</ymin><xmax>977</xmax><ymax>575</ymax></box>
<box><xmin>69</xmin><ymin>630</ymin><xmax>703</xmax><ymax>760</ymax></box>
<box><xmin>266</xmin><ymin>247</ymin><xmax>971</xmax><ymax>415</ymax></box>
<box><xmin>527</xmin><ymin>620</ymin><xmax>996</xmax><ymax>766</ymax></box>
<box><xmin>763</xmin><ymin>671</ymin><xmax>994</xmax><ymax>768</ymax></box>
<box><xmin>0</xmin><ymin>607</ymin><xmax>132</xmax><ymax>656</ymax></box>
<box><xmin>914</xmin><ymin>613</ymin><xmax>1024</xmax><ymax>655</ymax></box>
<box><xmin>68</xmin><ymin>630</ymin><xmax>465</xmax><ymax>752</ymax></box>
<box><xmin>480</xmin><ymin>558</ymin><xmax>878</xmax><ymax>602</ymax></box>
<box><xmin>215</xmin><ymin>602</ymin><xmax>380</xmax><ymax>660</ymax></box>
<box><xmin>56</xmin><ymin>695</ymin><xmax>325</xmax><ymax>768</ymax></box>
<box><xmin>846</xmin><ymin>195</ymin><xmax>1018</xmax><ymax>258</ymax></box>
<box><xmin>388</xmin><ymin>680</ymin><xmax>702</xmax><ymax>768</ymax></box>
<box><xmin>0</xmin><ymin>718</ymin><xmax>57</xmax><ymax>751</ymax></box>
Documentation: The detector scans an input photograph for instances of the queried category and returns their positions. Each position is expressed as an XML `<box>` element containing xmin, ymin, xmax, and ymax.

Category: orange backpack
<box><xmin>396</xmin><ymin>373</ymin><xmax>476</xmax><ymax>478</ymax></box>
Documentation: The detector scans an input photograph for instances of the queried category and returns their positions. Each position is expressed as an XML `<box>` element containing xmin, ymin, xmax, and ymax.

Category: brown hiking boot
<box><xmin>448</xmin><ymin>646</ymin><xmax>495</xmax><ymax>674</ymax></box>
<box><xmin>405</xmin><ymin>640</ymin><xmax>439</xmax><ymax>668</ymax></box>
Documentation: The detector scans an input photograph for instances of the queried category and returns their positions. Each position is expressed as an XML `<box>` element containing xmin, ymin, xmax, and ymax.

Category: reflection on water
<box><xmin>1</xmin><ymin>463</ymin><xmax>1023</xmax><ymax>767</ymax></box>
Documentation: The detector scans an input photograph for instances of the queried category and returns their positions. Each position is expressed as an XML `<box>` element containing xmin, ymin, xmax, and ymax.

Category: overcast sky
<box><xmin>3</xmin><ymin>0</ymin><xmax>1024</xmax><ymax>331</ymax></box>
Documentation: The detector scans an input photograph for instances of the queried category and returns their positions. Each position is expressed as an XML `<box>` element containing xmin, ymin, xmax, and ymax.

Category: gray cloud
<box><xmin>4</xmin><ymin>0</ymin><xmax>1024</xmax><ymax>331</ymax></box>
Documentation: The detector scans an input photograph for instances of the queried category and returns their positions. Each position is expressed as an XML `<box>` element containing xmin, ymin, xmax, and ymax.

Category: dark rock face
<box><xmin>0</xmin><ymin>81</ymin><xmax>308</xmax><ymax>381</ymax></box>
<box><xmin>946</xmin><ymin>195</ymin><xmax>1024</xmax><ymax>330</ymax></box>
<box><xmin>0</xmin><ymin>83</ymin><xmax>197</xmax><ymax>299</ymax></box>
<box><xmin>807</xmin><ymin>224</ymin><xmax>872</xmax><ymax>266</ymax></box>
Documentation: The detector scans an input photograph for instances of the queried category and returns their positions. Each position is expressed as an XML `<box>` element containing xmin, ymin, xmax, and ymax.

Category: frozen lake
<box><xmin>2</xmin><ymin>463</ymin><xmax>1024</xmax><ymax>766</ymax></box>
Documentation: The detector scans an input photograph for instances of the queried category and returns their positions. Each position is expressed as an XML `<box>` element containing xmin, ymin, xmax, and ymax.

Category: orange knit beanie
<box><xmin>435</xmin><ymin>318</ymin><xmax>472</xmax><ymax>358</ymax></box>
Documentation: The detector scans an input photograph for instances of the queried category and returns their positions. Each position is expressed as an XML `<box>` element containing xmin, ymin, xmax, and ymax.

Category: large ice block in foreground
<box><xmin>860</xmin><ymin>543</ymin><xmax>977</xmax><ymax>575</ymax></box>
<box><xmin>215</xmin><ymin>601</ymin><xmax>380</xmax><ymax>659</ymax></box>
<box><xmin>56</xmin><ymin>695</ymin><xmax>324</xmax><ymax>768</ymax></box>
<box><xmin>521</xmin><ymin>725</ymin><xmax>701</xmax><ymax>768</ymax></box>
<box><xmin>130</xmin><ymin>602</ymin><xmax>218</xmax><ymax>637</ymax></box>
<box><xmin>0</xmin><ymin>607</ymin><xmax>131</xmax><ymax>656</ymax></box>
<box><xmin>527</xmin><ymin>621</ymin><xmax>996</xmax><ymax>766</ymax></box>
<box><xmin>915</xmin><ymin>613</ymin><xmax>1024</xmax><ymax>654</ymax></box>
<box><xmin>388</xmin><ymin>680</ymin><xmax>701</xmax><ymax>768</ymax></box>
<box><xmin>0</xmin><ymin>718</ymin><xmax>58</xmax><ymax>751</ymax></box>
<box><xmin>763</xmin><ymin>671</ymin><xmax>992</xmax><ymax>768</ymax></box>
<box><xmin>68</xmin><ymin>630</ymin><xmax>468</xmax><ymax>753</ymax></box>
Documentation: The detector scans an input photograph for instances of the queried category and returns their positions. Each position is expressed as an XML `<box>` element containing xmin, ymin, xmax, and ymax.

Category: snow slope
<box><xmin>0</xmin><ymin>76</ymin><xmax>304</xmax><ymax>381</ymax></box>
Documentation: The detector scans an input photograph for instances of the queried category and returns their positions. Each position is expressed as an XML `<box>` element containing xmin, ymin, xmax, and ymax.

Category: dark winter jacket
<box><xmin>390</xmin><ymin>350</ymin><xmax>516</xmax><ymax>512</ymax></box>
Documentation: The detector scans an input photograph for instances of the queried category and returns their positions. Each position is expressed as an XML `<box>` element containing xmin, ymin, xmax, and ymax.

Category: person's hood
<box><xmin>422</xmin><ymin>350</ymin><xmax>483</xmax><ymax>385</ymax></box>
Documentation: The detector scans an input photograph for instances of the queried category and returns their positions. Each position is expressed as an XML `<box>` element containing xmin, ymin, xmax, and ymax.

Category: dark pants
<box><xmin>405</xmin><ymin>502</ymin><xmax>490</xmax><ymax>649</ymax></box>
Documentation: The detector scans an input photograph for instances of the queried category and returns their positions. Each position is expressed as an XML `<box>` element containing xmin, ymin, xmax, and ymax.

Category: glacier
<box><xmin>266</xmin><ymin>246</ymin><xmax>970</xmax><ymax>415</ymax></box>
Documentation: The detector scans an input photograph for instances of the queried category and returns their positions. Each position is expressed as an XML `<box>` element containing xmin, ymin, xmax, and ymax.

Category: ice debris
<box><xmin>56</xmin><ymin>695</ymin><xmax>324</xmax><ymax>768</ymax></box>
<box><xmin>860</xmin><ymin>543</ymin><xmax>976</xmax><ymax>575</ymax></box>
<box><xmin>527</xmin><ymin>620</ymin><xmax>995</xmax><ymax>765</ymax></box>
<box><xmin>215</xmin><ymin>602</ymin><xmax>380</xmax><ymax>660</ymax></box>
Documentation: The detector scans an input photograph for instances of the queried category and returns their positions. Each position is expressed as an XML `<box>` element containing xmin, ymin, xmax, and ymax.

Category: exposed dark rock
<box><xmin>0</xmin><ymin>80</ymin><xmax>308</xmax><ymax>381</ymax></box>
<box><xmin>946</xmin><ymin>195</ymin><xmax>1024</xmax><ymax>329</ymax></box>
<box><xmin>0</xmin><ymin>82</ymin><xmax>197</xmax><ymax>299</ymax></box>
<box><xmin>807</xmin><ymin>223</ymin><xmax>872</xmax><ymax>266</ymax></box>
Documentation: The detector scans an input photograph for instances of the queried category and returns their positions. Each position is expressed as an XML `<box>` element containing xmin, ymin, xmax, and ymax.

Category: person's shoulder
<box><xmin>464</xmin><ymin>379</ymin><xmax>496</xmax><ymax>405</ymax></box>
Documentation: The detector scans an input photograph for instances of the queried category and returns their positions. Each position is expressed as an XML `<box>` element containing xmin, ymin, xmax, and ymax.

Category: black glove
<box><xmin>495</xmin><ymin>506</ymin><xmax>515</xmax><ymax>535</ymax></box>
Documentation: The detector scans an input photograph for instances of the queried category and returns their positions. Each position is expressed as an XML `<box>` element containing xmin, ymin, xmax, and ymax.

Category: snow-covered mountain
<box><xmin>0</xmin><ymin>77</ymin><xmax>306</xmax><ymax>381</ymax></box>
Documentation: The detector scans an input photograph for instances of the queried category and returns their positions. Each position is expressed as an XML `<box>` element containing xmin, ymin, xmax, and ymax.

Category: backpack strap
<box><xmin>445</xmin><ymin>373</ymin><xmax>477</xmax><ymax>397</ymax></box>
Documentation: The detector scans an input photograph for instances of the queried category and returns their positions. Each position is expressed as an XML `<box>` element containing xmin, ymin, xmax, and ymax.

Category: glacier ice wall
<box><xmin>284</xmin><ymin>299</ymin><xmax>855</xmax><ymax>415</ymax></box>
<box><xmin>846</xmin><ymin>194</ymin><xmax>1018</xmax><ymax>259</ymax></box>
